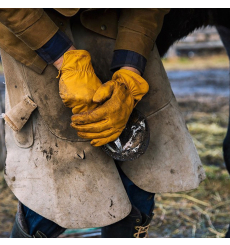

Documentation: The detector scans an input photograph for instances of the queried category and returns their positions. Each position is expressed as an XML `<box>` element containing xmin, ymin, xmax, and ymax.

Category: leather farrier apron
<box><xmin>2</xmin><ymin>13</ymin><xmax>205</xmax><ymax>229</ymax></box>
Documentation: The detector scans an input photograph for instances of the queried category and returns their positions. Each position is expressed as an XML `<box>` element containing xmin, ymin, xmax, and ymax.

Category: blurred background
<box><xmin>1</xmin><ymin>26</ymin><xmax>230</xmax><ymax>238</ymax></box>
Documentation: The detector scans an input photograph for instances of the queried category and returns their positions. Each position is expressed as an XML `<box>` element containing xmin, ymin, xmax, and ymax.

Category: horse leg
<box><xmin>216</xmin><ymin>26</ymin><xmax>230</xmax><ymax>175</ymax></box>
<box><xmin>216</xmin><ymin>25</ymin><xmax>230</xmax><ymax>238</ymax></box>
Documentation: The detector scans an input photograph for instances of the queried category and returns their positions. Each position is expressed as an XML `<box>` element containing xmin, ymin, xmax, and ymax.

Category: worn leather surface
<box><xmin>2</xmin><ymin>47</ymin><xmax>85</xmax><ymax>142</ymax></box>
<box><xmin>4</xmin><ymin>95</ymin><xmax>37</xmax><ymax>132</ymax></box>
<box><xmin>3</xmin><ymin>15</ymin><xmax>205</xmax><ymax>228</ymax></box>
<box><xmin>2</xmin><ymin>52</ymin><xmax>35</xmax><ymax>148</ymax></box>
<box><xmin>71</xmin><ymin>17</ymin><xmax>205</xmax><ymax>192</ymax></box>
<box><xmin>4</xmin><ymin>90</ymin><xmax>132</xmax><ymax>228</ymax></box>
<box><xmin>119</xmin><ymin>96</ymin><xmax>206</xmax><ymax>193</ymax></box>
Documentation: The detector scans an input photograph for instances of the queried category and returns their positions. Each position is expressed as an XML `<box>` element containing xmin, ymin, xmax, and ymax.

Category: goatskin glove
<box><xmin>58</xmin><ymin>50</ymin><xmax>102</xmax><ymax>114</ymax></box>
<box><xmin>71</xmin><ymin>69</ymin><xmax>149</xmax><ymax>146</ymax></box>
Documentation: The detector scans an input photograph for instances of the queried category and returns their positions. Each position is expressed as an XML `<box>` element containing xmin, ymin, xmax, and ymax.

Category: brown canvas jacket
<box><xmin>0</xmin><ymin>8</ymin><xmax>170</xmax><ymax>74</ymax></box>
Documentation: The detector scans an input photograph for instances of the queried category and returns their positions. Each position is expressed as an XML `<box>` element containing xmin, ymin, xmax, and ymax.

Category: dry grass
<box><xmin>162</xmin><ymin>55</ymin><xmax>229</xmax><ymax>71</ymax></box>
<box><xmin>180</xmin><ymin>95</ymin><xmax>229</xmax><ymax>167</ymax></box>
<box><xmin>149</xmin><ymin>166</ymin><xmax>230</xmax><ymax>238</ymax></box>
<box><xmin>0</xmin><ymin>171</ymin><xmax>18</xmax><ymax>237</ymax></box>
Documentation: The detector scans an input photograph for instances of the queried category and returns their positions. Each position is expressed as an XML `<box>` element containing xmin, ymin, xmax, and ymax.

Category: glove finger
<box><xmin>93</xmin><ymin>80</ymin><xmax>114</xmax><ymax>103</ymax></box>
<box><xmin>71</xmin><ymin>119</ymin><xmax>109</xmax><ymax>133</ymax></box>
<box><xmin>71</xmin><ymin>105</ymin><xmax>107</xmax><ymax>125</ymax></box>
<box><xmin>90</xmin><ymin>131</ymin><xmax>122</xmax><ymax>147</ymax></box>
<box><xmin>72</xmin><ymin>102</ymin><xmax>98</xmax><ymax>115</ymax></box>
<box><xmin>77</xmin><ymin>128</ymin><xmax>119</xmax><ymax>140</ymax></box>
<box><xmin>71</xmin><ymin>104</ymin><xmax>87</xmax><ymax>114</ymax></box>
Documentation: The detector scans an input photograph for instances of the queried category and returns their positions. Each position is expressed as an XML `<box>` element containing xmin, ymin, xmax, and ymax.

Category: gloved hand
<box><xmin>57</xmin><ymin>50</ymin><xmax>102</xmax><ymax>114</ymax></box>
<box><xmin>71</xmin><ymin>69</ymin><xmax>149</xmax><ymax>146</ymax></box>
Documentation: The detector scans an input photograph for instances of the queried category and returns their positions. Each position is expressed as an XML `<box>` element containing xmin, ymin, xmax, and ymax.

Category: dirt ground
<box><xmin>1</xmin><ymin>56</ymin><xmax>230</xmax><ymax>238</ymax></box>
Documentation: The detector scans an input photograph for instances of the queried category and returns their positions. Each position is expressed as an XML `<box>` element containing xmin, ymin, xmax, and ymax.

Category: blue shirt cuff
<box><xmin>36</xmin><ymin>30</ymin><xmax>73</xmax><ymax>64</ymax></box>
<box><xmin>110</xmin><ymin>50</ymin><xmax>147</xmax><ymax>75</ymax></box>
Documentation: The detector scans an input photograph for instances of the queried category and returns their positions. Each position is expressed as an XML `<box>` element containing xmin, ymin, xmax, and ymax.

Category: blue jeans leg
<box><xmin>22</xmin><ymin>204</ymin><xmax>63</xmax><ymax>237</ymax></box>
<box><xmin>115</xmin><ymin>162</ymin><xmax>155</xmax><ymax>216</ymax></box>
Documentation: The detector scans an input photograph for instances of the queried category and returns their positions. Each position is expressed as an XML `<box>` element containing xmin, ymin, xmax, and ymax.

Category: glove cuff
<box><xmin>112</xmin><ymin>69</ymin><xmax>149</xmax><ymax>105</ymax></box>
<box><xmin>57</xmin><ymin>50</ymin><xmax>95</xmax><ymax>78</ymax></box>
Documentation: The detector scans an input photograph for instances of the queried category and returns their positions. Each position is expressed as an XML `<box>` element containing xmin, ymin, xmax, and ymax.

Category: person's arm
<box><xmin>70</xmin><ymin>9</ymin><xmax>170</xmax><ymax>146</ymax></box>
<box><xmin>111</xmin><ymin>50</ymin><xmax>144</xmax><ymax>75</ymax></box>
<box><xmin>53</xmin><ymin>48</ymin><xmax>142</xmax><ymax>75</ymax></box>
<box><xmin>121</xmin><ymin>66</ymin><xmax>140</xmax><ymax>75</ymax></box>
<box><xmin>114</xmin><ymin>8</ymin><xmax>170</xmax><ymax>60</ymax></box>
<box><xmin>0</xmin><ymin>8</ymin><xmax>75</xmax><ymax>69</ymax></box>
<box><xmin>52</xmin><ymin>45</ymin><xmax>76</xmax><ymax>70</ymax></box>
<box><xmin>0</xmin><ymin>9</ymin><xmax>101</xmax><ymax>115</ymax></box>
<box><xmin>0</xmin><ymin>9</ymin><xmax>58</xmax><ymax>50</ymax></box>
<box><xmin>35</xmin><ymin>30</ymin><xmax>75</xmax><ymax>69</ymax></box>
<box><xmin>111</xmin><ymin>9</ymin><xmax>170</xmax><ymax>76</ymax></box>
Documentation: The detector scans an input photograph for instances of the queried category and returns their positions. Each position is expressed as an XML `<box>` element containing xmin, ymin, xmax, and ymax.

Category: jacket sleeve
<box><xmin>0</xmin><ymin>8</ymin><xmax>59</xmax><ymax>50</ymax></box>
<box><xmin>115</xmin><ymin>8</ymin><xmax>170</xmax><ymax>59</ymax></box>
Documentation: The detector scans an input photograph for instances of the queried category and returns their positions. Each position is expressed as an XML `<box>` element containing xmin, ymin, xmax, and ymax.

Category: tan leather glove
<box><xmin>71</xmin><ymin>69</ymin><xmax>149</xmax><ymax>146</ymax></box>
<box><xmin>57</xmin><ymin>50</ymin><xmax>102</xmax><ymax>114</ymax></box>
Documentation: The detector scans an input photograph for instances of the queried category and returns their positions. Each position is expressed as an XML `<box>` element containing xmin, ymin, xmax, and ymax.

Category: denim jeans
<box><xmin>22</xmin><ymin>163</ymin><xmax>155</xmax><ymax>237</ymax></box>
